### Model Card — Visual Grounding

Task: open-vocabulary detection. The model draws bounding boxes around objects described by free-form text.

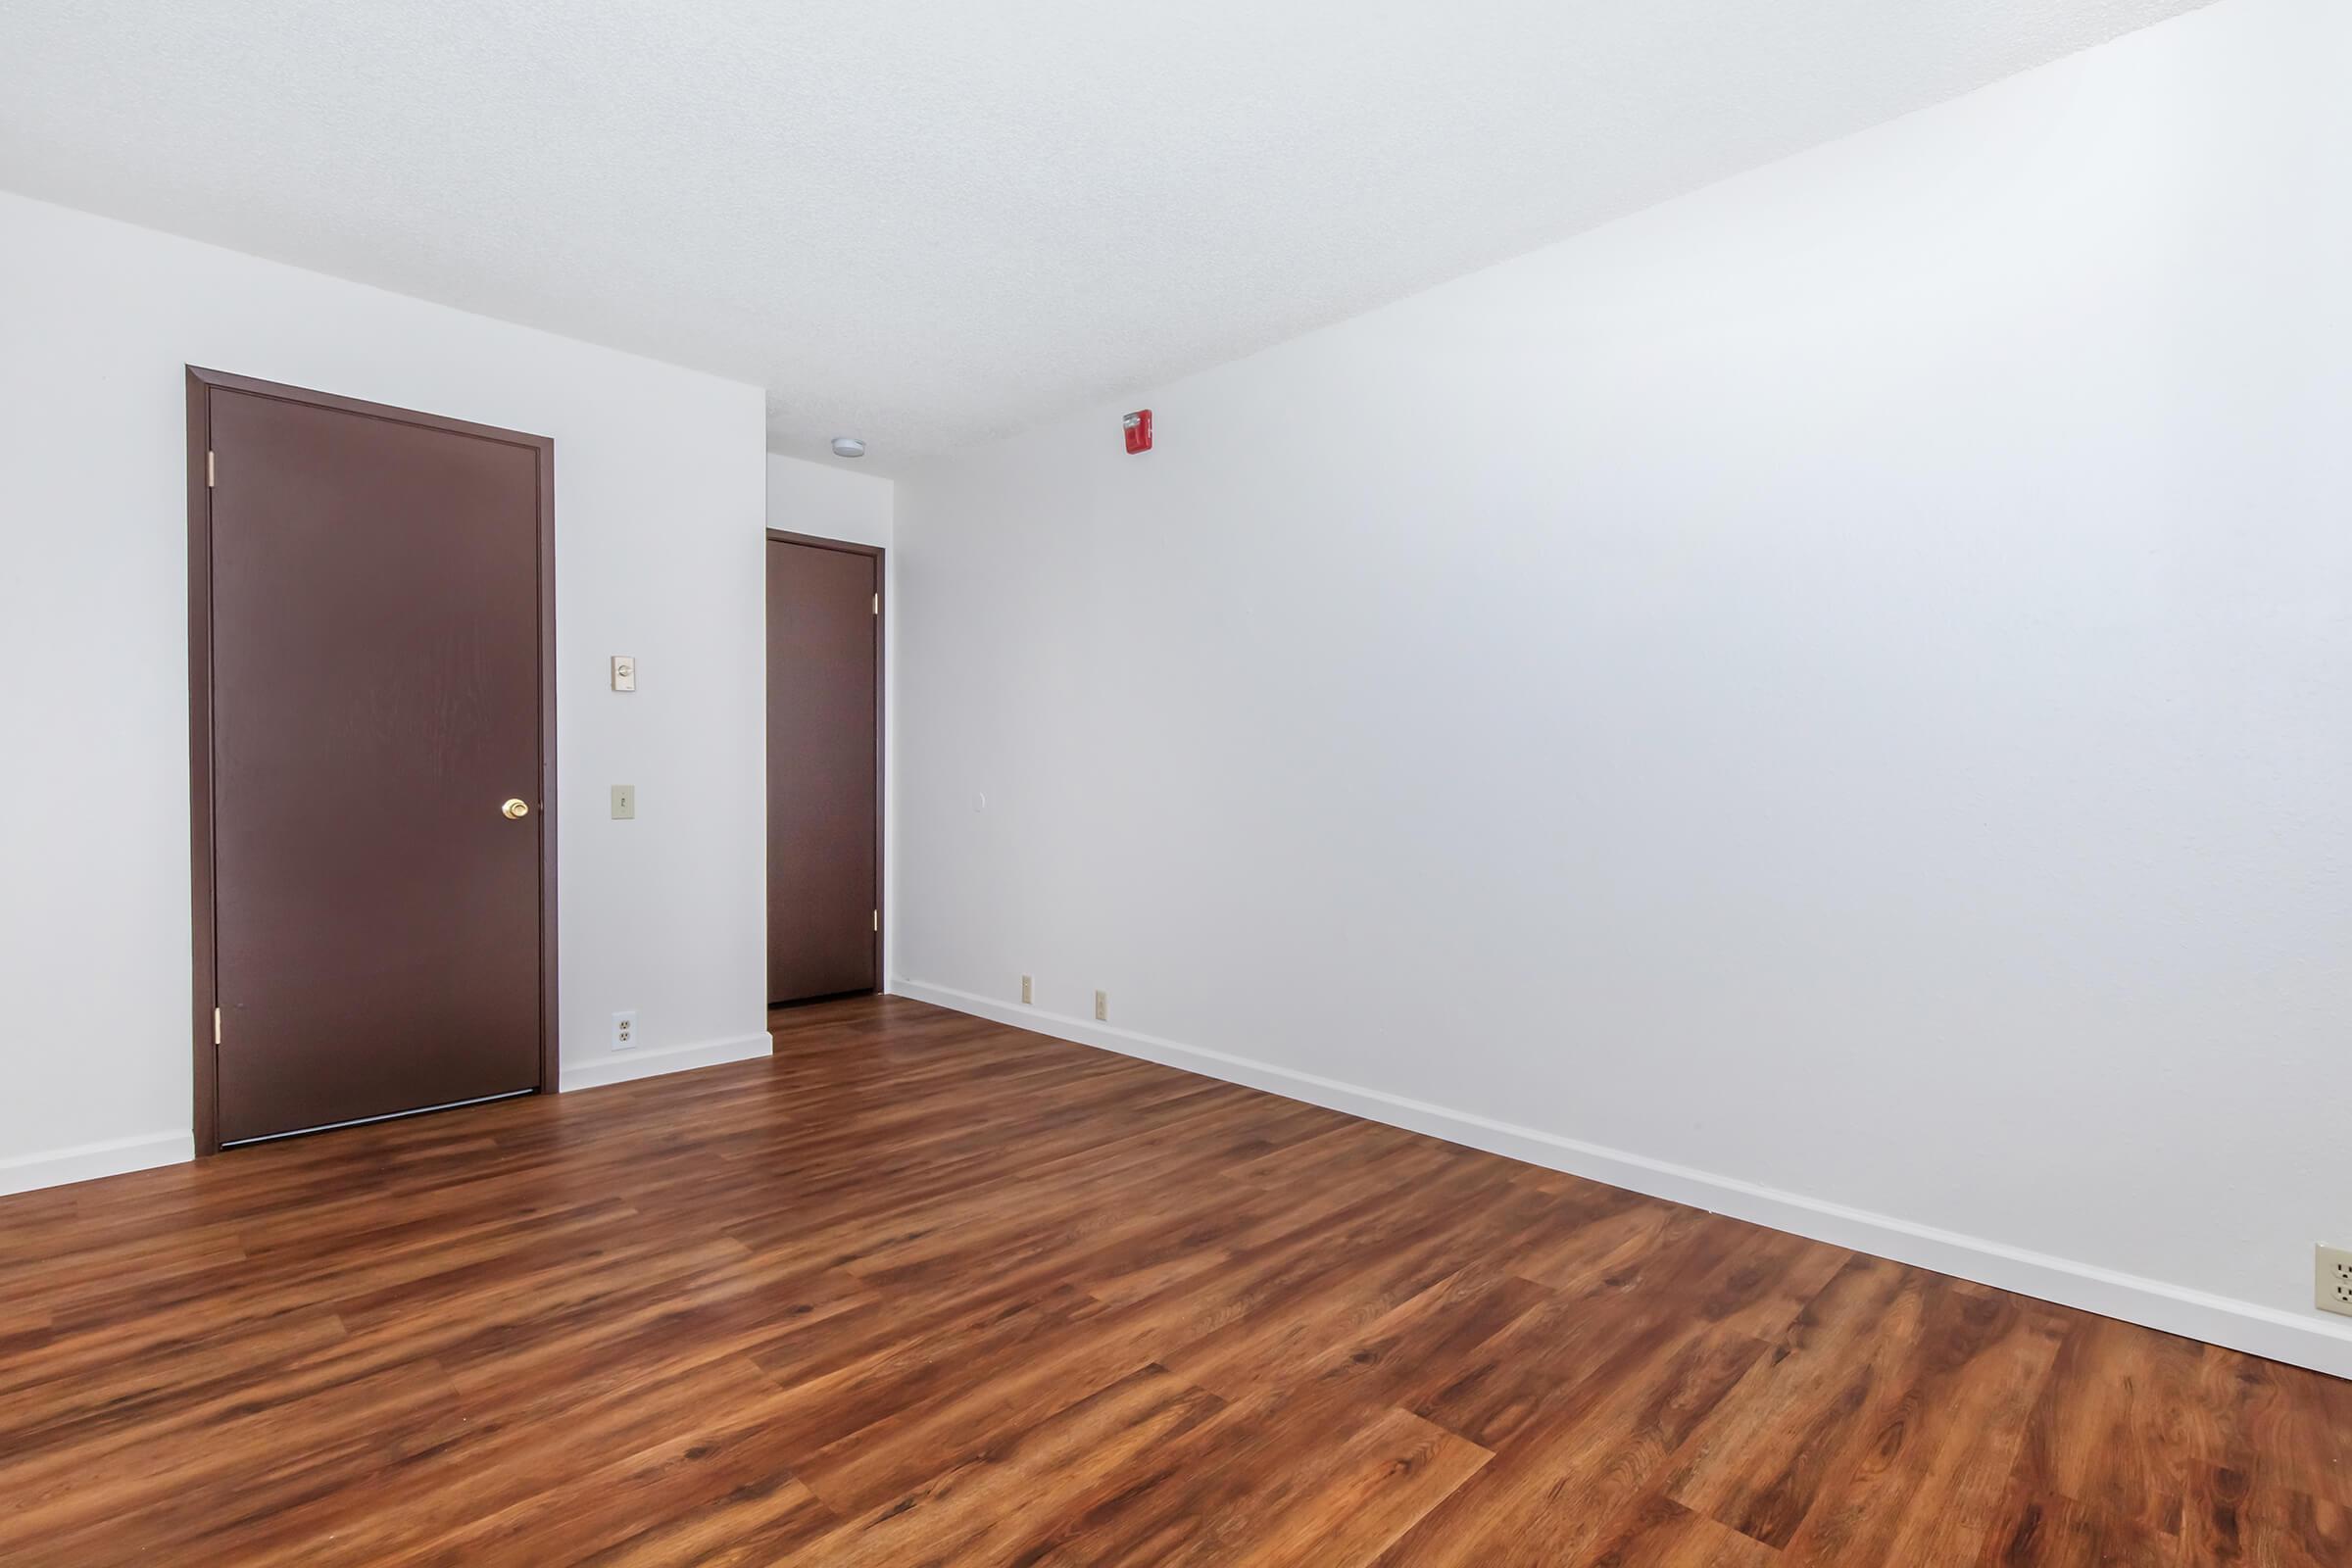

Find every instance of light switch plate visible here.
[611,784,636,819]
[611,655,636,692]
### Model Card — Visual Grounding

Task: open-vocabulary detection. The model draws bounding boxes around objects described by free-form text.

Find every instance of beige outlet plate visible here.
[1094,990,1107,1021]
[1020,975,1033,1004]
[2320,1245,2352,1318]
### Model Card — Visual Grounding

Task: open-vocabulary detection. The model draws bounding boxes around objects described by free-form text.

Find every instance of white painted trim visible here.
[895,979,2352,1381]
[560,1032,772,1093]
[0,1131,194,1197]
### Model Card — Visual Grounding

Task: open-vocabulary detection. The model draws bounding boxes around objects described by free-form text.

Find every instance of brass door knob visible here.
[501,798,530,820]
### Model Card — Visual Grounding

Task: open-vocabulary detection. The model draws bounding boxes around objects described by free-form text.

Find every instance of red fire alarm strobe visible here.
[1123,409,1152,455]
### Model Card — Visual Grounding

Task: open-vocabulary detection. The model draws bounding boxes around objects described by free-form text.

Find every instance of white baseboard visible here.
[561,1031,772,1093]
[894,978,2352,1382]
[0,1131,194,1197]
[0,1037,775,1195]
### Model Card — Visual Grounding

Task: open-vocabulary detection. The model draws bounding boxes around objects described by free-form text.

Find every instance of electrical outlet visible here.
[2320,1245,2352,1317]
[1094,990,1107,1021]
[1020,975,1033,1004]
[612,1009,637,1051]
[611,784,636,819]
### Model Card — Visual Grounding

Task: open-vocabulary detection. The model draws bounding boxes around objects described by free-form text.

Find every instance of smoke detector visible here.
[830,436,866,460]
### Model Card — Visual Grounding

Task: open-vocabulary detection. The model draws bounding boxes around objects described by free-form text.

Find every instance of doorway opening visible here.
[765,530,884,1006]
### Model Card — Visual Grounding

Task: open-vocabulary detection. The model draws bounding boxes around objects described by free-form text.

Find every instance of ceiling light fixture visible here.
[830,436,866,459]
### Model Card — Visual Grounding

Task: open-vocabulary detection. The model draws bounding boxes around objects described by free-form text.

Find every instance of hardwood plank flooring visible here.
[1,995,2343,1564]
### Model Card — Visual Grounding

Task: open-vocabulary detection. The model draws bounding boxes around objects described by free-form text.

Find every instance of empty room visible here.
[1,0,2346,1562]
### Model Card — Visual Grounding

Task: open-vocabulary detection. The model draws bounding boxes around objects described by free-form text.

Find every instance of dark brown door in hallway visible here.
[766,532,882,1004]
[192,369,555,1148]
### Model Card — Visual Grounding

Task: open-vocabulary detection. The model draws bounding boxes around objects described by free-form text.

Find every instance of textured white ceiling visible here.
[1,1,2208,467]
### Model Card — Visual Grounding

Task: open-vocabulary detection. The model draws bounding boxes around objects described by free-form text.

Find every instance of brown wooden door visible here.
[767,535,881,1004]
[198,373,553,1146]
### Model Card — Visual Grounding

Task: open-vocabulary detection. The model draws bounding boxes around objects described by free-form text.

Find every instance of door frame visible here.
[765,528,886,997]
[185,367,560,1154]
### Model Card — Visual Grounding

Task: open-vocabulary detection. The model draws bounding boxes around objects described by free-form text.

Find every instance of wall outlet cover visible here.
[612,1009,637,1051]
[1094,990,1108,1021]
[1020,975,1033,1004]
[2320,1245,2352,1318]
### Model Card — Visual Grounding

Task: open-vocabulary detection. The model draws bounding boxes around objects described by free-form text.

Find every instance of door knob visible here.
[501,798,530,820]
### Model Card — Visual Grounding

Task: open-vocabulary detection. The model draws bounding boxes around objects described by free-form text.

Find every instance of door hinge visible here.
[872,909,879,932]
[872,593,879,615]
[206,450,216,487]
[213,1006,222,1045]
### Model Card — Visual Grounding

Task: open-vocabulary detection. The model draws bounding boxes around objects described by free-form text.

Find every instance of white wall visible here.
[0,190,771,1191]
[767,452,892,552]
[892,0,2352,1376]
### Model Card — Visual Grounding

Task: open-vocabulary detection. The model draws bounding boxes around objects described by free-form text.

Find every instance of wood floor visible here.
[2,998,2345,1565]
